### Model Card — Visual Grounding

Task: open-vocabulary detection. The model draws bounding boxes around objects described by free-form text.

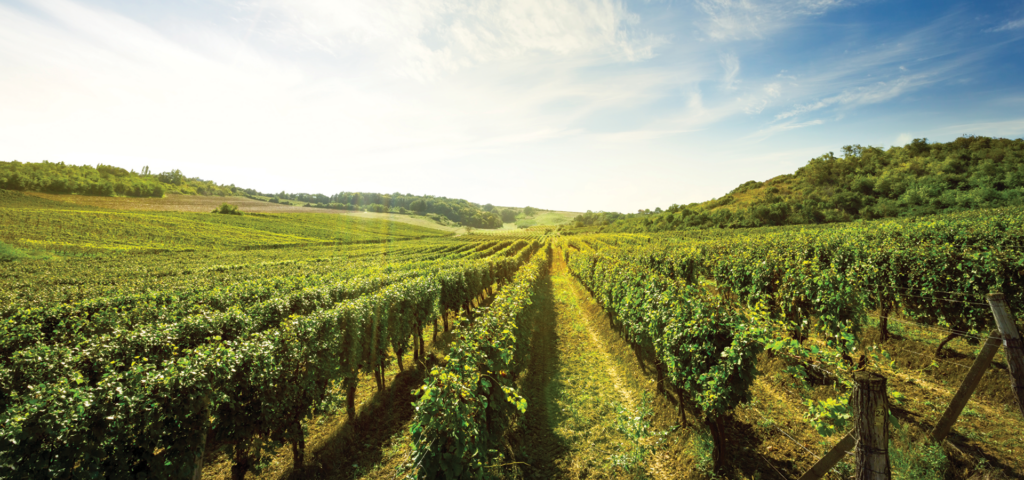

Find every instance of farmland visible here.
[2,190,1024,480]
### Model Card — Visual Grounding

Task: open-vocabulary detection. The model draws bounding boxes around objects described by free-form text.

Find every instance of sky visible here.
[1,0,1023,213]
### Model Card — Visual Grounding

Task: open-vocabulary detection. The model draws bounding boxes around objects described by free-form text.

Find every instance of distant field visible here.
[506,208,578,228]
[22,191,461,233]
[1,191,450,256]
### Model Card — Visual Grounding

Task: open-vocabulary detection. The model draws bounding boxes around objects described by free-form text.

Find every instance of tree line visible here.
[0,162,254,198]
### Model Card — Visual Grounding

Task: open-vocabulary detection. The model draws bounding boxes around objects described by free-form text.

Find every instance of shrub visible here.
[212,203,242,215]
[0,241,28,262]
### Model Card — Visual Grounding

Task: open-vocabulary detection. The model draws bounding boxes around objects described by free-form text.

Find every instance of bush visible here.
[212,203,242,215]
[0,241,28,262]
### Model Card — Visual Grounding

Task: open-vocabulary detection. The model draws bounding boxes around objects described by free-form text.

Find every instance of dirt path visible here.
[511,250,669,479]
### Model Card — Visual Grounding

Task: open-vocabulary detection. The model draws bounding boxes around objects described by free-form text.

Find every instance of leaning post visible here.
[931,330,1001,442]
[987,293,1024,418]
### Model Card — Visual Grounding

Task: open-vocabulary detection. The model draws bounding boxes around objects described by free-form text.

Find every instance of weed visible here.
[691,428,716,475]
[830,459,854,478]
[962,407,982,418]
[610,392,665,475]
[890,426,948,480]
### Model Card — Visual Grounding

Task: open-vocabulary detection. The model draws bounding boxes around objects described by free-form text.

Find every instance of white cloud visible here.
[895,133,912,145]
[988,18,1024,32]
[721,52,740,89]
[250,0,665,81]
[775,73,933,120]
[693,0,850,41]
[748,118,824,140]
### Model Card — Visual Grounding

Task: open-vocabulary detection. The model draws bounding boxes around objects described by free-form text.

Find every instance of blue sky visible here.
[1,0,1022,212]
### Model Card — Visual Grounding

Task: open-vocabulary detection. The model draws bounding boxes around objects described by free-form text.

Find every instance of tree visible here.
[500,209,517,223]
[482,203,494,212]
[156,169,185,186]
[410,199,427,213]
[523,206,537,216]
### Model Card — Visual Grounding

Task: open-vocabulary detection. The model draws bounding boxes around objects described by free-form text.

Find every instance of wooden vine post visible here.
[852,371,890,480]
[930,330,1002,442]
[987,293,1024,418]
[191,393,212,480]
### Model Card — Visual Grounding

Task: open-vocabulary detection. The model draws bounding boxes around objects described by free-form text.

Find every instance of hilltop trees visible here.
[599,135,1024,232]
[0,161,166,197]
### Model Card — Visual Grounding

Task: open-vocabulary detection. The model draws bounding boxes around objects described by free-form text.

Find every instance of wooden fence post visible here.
[987,293,1024,418]
[191,393,212,480]
[797,434,854,480]
[931,330,1001,442]
[852,371,890,480]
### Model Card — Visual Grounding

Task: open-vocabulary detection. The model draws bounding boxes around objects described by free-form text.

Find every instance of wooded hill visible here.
[574,135,1024,232]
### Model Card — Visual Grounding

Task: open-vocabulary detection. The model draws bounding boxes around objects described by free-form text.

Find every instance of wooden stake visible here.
[190,393,211,480]
[797,433,854,480]
[931,330,1001,442]
[852,371,890,480]
[988,293,1024,418]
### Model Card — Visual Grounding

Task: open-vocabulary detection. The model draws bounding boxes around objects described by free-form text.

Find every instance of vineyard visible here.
[2,191,1024,479]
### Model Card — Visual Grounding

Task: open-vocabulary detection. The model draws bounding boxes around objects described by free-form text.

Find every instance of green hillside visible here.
[575,135,1024,232]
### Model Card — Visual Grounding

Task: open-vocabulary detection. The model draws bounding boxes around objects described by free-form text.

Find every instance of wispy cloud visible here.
[774,73,933,120]
[693,0,850,41]
[721,53,740,89]
[987,18,1024,32]
[747,118,824,141]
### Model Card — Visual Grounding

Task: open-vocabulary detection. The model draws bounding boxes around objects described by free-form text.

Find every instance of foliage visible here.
[0,236,538,478]
[499,208,517,223]
[0,162,257,198]
[0,194,546,478]
[410,242,549,478]
[804,397,851,436]
[212,203,242,215]
[562,241,764,466]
